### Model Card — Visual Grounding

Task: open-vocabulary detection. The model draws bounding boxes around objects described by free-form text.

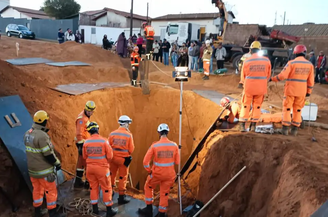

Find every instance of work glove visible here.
[238,83,243,89]
[123,156,133,167]
[45,173,56,183]
[306,93,311,97]
[268,78,272,82]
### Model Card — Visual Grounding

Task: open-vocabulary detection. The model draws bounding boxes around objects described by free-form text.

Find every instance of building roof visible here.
[0,6,51,19]
[152,12,220,21]
[272,24,328,36]
[80,9,105,16]
[92,7,147,21]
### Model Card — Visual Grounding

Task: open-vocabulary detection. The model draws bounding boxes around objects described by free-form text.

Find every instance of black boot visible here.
[203,75,209,80]
[249,122,256,132]
[239,122,246,132]
[156,212,166,217]
[74,170,84,188]
[34,206,41,217]
[118,195,130,204]
[106,206,118,217]
[290,125,298,136]
[92,204,99,215]
[84,180,90,189]
[282,125,289,136]
[138,204,153,216]
[48,208,66,217]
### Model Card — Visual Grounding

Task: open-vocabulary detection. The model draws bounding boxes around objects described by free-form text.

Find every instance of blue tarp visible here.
[6,58,53,65]
[46,61,91,67]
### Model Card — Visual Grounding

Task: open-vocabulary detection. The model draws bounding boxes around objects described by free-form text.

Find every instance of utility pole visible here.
[130,0,134,37]
[283,11,286,25]
[146,2,149,23]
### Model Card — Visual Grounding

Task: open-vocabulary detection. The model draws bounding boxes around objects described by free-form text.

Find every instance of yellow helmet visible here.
[250,41,261,50]
[85,101,96,111]
[87,122,99,131]
[33,110,49,124]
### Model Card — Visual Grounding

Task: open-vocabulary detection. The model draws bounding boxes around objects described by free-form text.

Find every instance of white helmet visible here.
[157,123,169,133]
[118,115,132,124]
[205,40,210,46]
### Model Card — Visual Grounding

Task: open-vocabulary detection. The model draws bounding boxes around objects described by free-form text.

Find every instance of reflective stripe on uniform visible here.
[145,197,153,201]
[291,61,312,64]
[88,155,106,159]
[77,168,85,171]
[84,139,106,144]
[245,58,269,63]
[34,198,43,204]
[26,145,50,153]
[91,200,98,204]
[307,86,313,89]
[283,121,291,125]
[110,132,131,138]
[245,76,267,80]
[154,162,174,167]
[105,201,113,206]
[29,167,54,176]
[153,143,176,148]
[144,165,150,168]
[47,201,56,206]
[292,121,301,125]
[113,148,129,152]
[159,206,167,210]
[286,79,307,82]
[106,172,110,177]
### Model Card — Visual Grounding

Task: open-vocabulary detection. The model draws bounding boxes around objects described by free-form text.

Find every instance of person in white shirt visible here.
[66,30,75,41]
[152,40,160,61]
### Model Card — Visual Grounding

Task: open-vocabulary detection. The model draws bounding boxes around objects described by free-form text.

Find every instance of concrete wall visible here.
[107,11,127,27]
[79,25,140,45]
[0,0,10,11]
[0,17,76,40]
[298,36,328,55]
[152,19,219,38]
[95,15,107,26]
[224,24,260,45]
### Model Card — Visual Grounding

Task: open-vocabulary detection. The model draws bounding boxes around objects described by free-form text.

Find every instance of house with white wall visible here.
[93,7,147,28]
[0,6,51,19]
[151,12,235,40]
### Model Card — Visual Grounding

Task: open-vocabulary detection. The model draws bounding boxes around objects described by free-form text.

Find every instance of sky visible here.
[10,0,328,26]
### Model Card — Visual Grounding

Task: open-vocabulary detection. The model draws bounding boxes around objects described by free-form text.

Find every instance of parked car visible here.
[5,24,35,39]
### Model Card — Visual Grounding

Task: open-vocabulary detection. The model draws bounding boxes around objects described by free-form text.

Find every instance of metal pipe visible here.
[193,166,247,217]
[178,80,183,215]
[61,169,83,180]
[130,0,134,37]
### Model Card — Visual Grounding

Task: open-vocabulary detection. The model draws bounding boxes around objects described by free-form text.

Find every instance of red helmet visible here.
[142,22,148,28]
[293,45,307,55]
[220,97,230,107]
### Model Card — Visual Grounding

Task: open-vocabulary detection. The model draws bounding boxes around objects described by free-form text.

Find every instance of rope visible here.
[150,61,171,77]
[67,197,98,216]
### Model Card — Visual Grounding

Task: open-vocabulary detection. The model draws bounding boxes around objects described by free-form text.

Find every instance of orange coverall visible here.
[144,26,155,40]
[131,51,141,81]
[272,56,314,127]
[143,137,180,213]
[240,53,271,122]
[83,134,114,206]
[75,111,91,174]
[108,127,135,195]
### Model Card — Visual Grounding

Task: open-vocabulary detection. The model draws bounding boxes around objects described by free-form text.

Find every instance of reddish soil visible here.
[0,36,328,217]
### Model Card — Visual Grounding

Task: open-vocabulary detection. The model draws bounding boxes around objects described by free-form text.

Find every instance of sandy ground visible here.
[0,36,328,217]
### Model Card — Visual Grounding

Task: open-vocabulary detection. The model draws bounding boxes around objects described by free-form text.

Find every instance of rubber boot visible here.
[138,204,153,216]
[74,170,84,188]
[92,204,99,215]
[106,206,118,217]
[48,208,66,217]
[290,125,298,136]
[118,195,130,205]
[282,125,289,136]
[239,122,246,132]
[203,75,209,80]
[34,206,41,217]
[249,122,256,132]
[156,212,166,217]
[84,180,90,189]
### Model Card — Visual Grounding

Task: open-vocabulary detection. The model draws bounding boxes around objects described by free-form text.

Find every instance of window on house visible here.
[91,28,96,34]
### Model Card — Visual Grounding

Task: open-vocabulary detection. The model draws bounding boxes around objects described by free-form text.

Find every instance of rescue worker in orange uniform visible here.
[83,122,118,217]
[131,46,143,87]
[239,41,271,132]
[74,101,96,188]
[218,97,241,124]
[24,111,66,217]
[142,22,155,54]
[138,124,180,217]
[202,40,213,80]
[271,44,314,136]
[109,115,135,204]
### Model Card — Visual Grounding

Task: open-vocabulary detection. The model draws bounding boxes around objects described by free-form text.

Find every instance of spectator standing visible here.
[136,33,143,56]
[57,28,65,44]
[159,40,163,63]
[132,34,137,44]
[127,38,134,56]
[178,43,188,67]
[162,39,171,66]
[102,35,111,50]
[210,43,216,73]
[193,41,200,71]
[309,52,316,67]
[66,30,75,41]
[215,42,227,69]
[188,43,194,70]
[315,51,326,83]
[153,40,160,61]
[64,28,70,41]
[117,32,128,58]
[199,42,205,70]
[75,30,82,43]
[171,43,178,67]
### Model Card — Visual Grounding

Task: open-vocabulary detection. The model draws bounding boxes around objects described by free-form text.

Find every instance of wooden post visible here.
[16,42,19,57]
[140,55,150,95]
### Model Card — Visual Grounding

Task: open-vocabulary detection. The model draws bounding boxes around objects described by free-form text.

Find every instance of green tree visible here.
[43,0,81,19]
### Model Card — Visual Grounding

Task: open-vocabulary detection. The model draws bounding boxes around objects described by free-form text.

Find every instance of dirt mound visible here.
[195,132,328,217]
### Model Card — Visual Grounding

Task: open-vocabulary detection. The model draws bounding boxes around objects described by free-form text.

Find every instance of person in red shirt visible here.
[136,33,143,56]
[315,51,326,83]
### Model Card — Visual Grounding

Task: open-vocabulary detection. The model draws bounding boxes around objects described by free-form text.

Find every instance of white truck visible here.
[165,22,200,46]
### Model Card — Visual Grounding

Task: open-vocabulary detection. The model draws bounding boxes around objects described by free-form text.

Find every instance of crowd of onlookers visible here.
[309,51,327,84]
[57,28,83,44]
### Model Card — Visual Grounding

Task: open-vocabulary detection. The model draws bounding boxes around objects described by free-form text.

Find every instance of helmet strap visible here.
[120,123,129,129]
[84,110,91,118]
